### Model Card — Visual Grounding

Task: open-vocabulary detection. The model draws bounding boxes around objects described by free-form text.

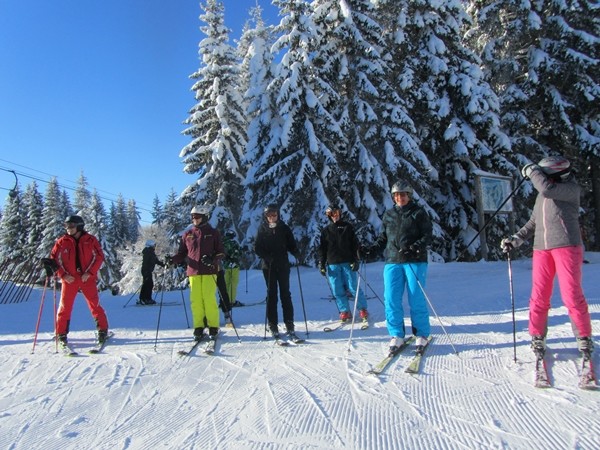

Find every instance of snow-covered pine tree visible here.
[108,194,130,247]
[151,195,164,225]
[180,0,248,232]
[21,181,45,282]
[162,189,187,237]
[126,199,140,244]
[238,5,278,250]
[384,0,511,260]
[311,0,437,245]
[244,0,346,262]
[39,178,70,259]
[72,171,92,218]
[467,0,600,250]
[0,184,24,264]
[85,190,116,290]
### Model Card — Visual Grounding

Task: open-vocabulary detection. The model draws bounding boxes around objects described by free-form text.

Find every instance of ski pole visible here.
[323,271,340,313]
[407,263,459,355]
[346,266,362,353]
[123,286,141,308]
[153,269,169,350]
[53,276,58,353]
[295,261,309,338]
[356,269,385,307]
[180,286,190,328]
[507,252,517,362]
[31,275,49,354]
[263,260,272,340]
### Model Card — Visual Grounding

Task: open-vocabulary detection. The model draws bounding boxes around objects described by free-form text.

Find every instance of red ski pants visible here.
[529,246,591,338]
[56,275,109,335]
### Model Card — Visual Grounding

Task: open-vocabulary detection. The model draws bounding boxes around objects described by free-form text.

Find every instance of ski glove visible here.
[400,244,420,256]
[318,262,326,277]
[40,258,57,277]
[201,254,214,268]
[359,245,371,259]
[501,235,524,253]
[521,163,540,180]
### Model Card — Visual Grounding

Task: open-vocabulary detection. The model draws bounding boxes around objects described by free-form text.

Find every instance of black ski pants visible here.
[263,264,294,332]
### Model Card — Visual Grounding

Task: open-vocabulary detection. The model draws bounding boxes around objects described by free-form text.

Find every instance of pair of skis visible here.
[177,335,218,357]
[323,318,369,333]
[367,336,433,376]
[58,331,114,356]
[535,351,597,390]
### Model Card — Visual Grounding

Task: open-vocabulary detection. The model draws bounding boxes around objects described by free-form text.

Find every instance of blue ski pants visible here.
[383,262,430,338]
[326,262,368,313]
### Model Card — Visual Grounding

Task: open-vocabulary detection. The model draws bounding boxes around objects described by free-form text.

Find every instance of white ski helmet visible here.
[190,205,211,216]
[391,181,413,195]
[538,156,571,180]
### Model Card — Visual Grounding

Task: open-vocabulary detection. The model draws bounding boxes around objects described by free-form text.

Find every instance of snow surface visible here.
[1,255,599,450]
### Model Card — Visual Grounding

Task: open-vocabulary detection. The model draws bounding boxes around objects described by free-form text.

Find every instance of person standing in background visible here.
[223,230,243,307]
[139,240,164,305]
[254,205,302,343]
[318,204,369,324]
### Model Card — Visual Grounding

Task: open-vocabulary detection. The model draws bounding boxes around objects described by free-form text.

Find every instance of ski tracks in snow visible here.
[2,305,600,450]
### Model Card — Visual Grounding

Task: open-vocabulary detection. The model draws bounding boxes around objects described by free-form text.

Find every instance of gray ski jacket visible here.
[514,169,582,250]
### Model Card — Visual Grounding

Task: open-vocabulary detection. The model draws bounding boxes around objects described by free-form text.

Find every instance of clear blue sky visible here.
[0,0,278,224]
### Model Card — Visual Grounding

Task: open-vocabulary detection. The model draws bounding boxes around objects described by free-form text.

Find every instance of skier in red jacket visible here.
[50,215,109,345]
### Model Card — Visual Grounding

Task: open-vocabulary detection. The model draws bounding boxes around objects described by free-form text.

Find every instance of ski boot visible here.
[531,335,546,359]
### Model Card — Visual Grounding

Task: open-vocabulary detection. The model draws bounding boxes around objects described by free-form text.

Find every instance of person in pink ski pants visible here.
[501,156,593,358]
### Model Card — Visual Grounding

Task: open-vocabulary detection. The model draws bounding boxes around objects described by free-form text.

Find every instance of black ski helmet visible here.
[538,156,571,180]
[325,204,342,220]
[225,230,236,239]
[264,204,279,217]
[64,215,85,231]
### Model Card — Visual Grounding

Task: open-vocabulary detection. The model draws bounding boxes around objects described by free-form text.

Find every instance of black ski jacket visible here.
[254,220,298,270]
[318,219,360,266]
[373,201,432,263]
[141,247,163,276]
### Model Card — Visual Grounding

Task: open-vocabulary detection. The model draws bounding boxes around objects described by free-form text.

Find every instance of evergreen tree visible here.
[180,0,248,231]
[126,199,140,244]
[311,0,436,245]
[382,0,511,260]
[245,0,346,261]
[239,5,278,246]
[86,190,116,289]
[151,195,164,225]
[22,181,45,267]
[40,178,69,258]
[468,0,600,249]
[163,189,187,237]
[0,184,24,263]
[73,171,92,217]
[108,194,130,247]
